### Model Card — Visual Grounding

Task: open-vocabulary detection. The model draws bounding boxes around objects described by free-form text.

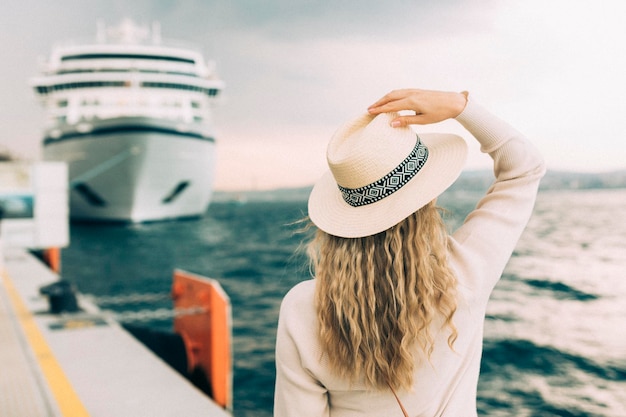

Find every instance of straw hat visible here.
[308,112,467,238]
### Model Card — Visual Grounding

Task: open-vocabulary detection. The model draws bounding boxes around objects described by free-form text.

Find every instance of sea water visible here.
[60,188,626,417]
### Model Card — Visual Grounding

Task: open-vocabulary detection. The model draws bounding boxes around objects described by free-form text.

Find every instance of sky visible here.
[1,0,625,190]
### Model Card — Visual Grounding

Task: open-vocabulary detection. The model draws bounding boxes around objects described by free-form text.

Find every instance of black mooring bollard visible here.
[39,280,80,314]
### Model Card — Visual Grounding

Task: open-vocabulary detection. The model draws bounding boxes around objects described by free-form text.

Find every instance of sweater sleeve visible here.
[274,283,330,417]
[452,98,546,297]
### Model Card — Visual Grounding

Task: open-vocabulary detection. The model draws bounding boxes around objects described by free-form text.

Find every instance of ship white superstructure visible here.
[31,19,224,222]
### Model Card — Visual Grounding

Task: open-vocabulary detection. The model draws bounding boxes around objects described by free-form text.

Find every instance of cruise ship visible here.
[31,19,225,222]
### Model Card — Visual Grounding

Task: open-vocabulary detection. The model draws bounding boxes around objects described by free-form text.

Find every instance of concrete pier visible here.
[0,248,231,417]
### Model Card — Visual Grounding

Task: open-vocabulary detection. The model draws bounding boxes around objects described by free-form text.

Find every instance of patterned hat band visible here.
[338,136,429,207]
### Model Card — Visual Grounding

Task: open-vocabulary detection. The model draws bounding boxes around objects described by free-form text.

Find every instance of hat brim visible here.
[308,133,467,238]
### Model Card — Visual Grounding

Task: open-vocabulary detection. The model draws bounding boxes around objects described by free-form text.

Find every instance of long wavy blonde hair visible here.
[308,200,458,391]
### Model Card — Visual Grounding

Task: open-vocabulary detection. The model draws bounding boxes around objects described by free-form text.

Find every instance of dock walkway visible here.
[0,248,231,417]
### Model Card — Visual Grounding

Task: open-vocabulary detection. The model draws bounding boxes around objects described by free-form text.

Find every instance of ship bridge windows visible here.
[141,81,219,97]
[57,68,198,77]
[35,81,127,95]
[60,53,196,65]
[35,80,220,98]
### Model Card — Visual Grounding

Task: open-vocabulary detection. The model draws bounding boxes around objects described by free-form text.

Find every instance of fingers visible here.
[368,99,412,115]
[367,89,467,127]
[367,89,407,109]
[367,89,416,113]
[389,114,432,127]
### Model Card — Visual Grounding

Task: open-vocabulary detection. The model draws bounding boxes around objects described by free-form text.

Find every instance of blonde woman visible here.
[274,89,545,416]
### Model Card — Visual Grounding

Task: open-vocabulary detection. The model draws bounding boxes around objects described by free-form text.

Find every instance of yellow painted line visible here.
[1,270,90,417]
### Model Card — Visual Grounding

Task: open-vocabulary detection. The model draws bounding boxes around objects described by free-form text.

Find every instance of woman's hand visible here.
[367,89,468,127]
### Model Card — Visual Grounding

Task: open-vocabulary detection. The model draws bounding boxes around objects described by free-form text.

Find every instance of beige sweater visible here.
[274,99,546,417]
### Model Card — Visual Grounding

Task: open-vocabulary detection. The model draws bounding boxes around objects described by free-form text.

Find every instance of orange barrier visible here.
[41,247,62,273]
[171,269,232,411]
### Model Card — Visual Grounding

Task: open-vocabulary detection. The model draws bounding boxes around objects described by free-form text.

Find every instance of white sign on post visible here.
[0,162,69,249]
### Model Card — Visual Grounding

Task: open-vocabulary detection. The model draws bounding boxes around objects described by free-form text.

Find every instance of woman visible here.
[274,89,545,416]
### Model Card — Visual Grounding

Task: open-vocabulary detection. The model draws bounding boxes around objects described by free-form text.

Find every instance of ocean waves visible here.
[522,279,599,301]
[479,338,626,416]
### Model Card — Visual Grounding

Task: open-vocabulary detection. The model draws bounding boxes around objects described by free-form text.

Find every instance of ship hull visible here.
[44,118,216,222]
